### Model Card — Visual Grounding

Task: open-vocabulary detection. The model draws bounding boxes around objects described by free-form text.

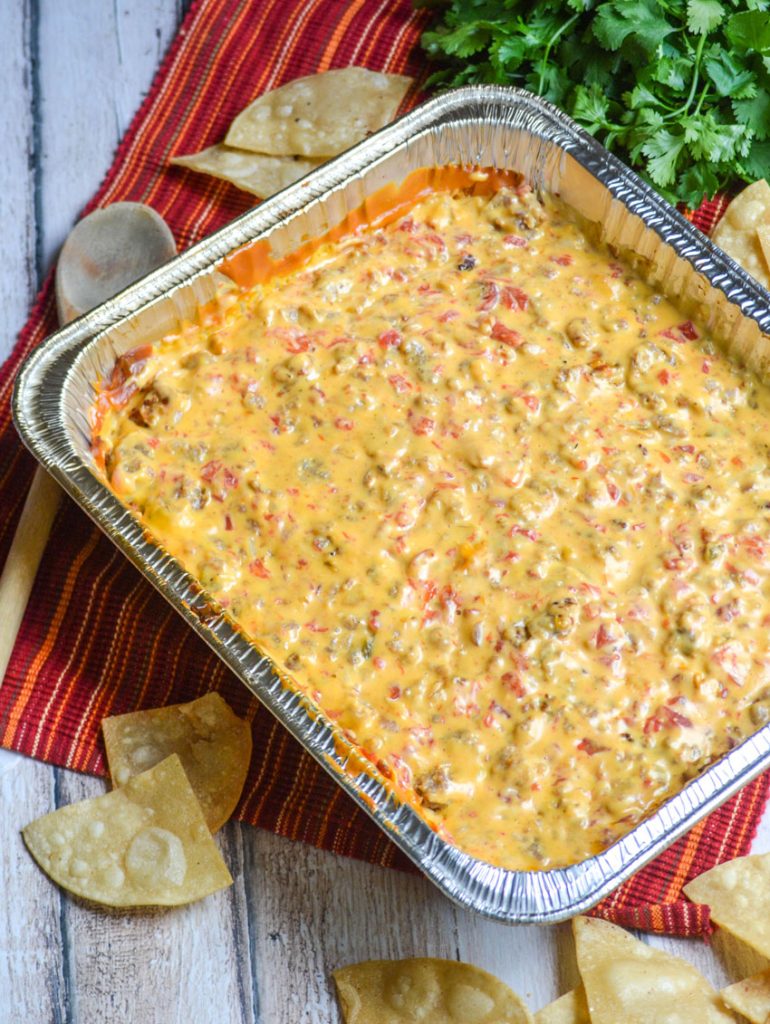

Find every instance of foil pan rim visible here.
[12,86,770,923]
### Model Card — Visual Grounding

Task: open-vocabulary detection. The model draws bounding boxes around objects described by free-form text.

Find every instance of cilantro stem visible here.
[694,82,712,118]
[537,12,580,96]
[674,31,706,117]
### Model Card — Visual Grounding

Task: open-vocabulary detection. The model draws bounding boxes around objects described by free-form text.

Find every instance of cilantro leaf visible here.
[733,91,770,139]
[422,22,493,59]
[641,130,686,186]
[703,47,757,97]
[572,84,611,130]
[738,139,770,179]
[686,0,725,35]
[653,54,692,91]
[489,33,528,75]
[682,113,749,161]
[679,162,721,205]
[726,10,770,52]
[593,1,675,53]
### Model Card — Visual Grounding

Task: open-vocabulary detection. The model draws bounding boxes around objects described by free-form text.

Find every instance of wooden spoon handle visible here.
[0,468,61,685]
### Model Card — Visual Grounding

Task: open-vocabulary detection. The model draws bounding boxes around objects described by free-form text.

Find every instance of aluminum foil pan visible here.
[14,87,770,923]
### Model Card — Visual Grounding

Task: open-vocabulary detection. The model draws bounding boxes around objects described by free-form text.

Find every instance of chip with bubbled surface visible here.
[22,754,232,907]
[333,958,532,1024]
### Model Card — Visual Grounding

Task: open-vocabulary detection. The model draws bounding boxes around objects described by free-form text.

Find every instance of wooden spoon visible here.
[0,202,176,687]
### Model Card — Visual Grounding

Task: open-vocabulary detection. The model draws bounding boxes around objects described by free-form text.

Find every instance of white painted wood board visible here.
[2,3,770,1022]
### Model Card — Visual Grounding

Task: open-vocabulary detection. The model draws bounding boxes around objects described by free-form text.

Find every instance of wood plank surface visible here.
[37,0,189,272]
[2,3,770,1022]
[0,1,38,360]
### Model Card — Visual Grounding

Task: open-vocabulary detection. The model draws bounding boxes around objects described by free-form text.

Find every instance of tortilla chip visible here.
[712,179,770,290]
[757,223,770,276]
[333,958,532,1024]
[225,68,412,157]
[534,988,590,1024]
[684,854,770,958]
[573,916,736,1023]
[22,754,232,907]
[720,969,770,1024]
[102,691,252,832]
[172,145,321,198]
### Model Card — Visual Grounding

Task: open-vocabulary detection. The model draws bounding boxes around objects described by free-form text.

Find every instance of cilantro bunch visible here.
[419,0,770,207]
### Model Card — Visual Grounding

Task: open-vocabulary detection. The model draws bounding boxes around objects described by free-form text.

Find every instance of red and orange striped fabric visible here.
[0,0,766,937]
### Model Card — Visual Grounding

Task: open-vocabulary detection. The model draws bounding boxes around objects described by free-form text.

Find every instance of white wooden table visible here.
[1,4,768,1021]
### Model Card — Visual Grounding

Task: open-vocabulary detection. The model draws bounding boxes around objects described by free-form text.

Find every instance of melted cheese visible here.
[93,173,770,870]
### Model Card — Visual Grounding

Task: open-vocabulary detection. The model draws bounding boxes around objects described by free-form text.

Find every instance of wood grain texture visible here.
[37,0,189,275]
[53,769,256,1024]
[0,1,38,363]
[2,3,770,1023]
[0,758,67,1023]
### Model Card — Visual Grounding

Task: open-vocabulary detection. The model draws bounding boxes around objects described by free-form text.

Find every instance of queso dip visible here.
[92,170,770,869]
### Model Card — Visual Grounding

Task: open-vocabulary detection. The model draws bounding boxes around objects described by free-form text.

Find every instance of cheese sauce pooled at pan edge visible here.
[92,168,770,871]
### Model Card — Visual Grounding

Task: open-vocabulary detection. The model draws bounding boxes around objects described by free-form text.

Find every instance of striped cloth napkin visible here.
[0,0,765,937]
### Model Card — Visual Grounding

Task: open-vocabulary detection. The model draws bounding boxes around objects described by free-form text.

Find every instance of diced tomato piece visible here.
[108,345,153,390]
[284,334,312,353]
[388,374,412,393]
[594,623,615,647]
[660,320,698,344]
[501,286,529,311]
[667,707,693,728]
[439,584,462,610]
[577,737,608,755]
[412,416,435,436]
[248,558,271,578]
[200,459,222,482]
[378,329,401,349]
[501,672,525,697]
[334,417,354,430]
[644,705,693,733]
[742,534,768,560]
[106,380,137,409]
[509,524,539,541]
[478,281,500,312]
[491,321,522,347]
